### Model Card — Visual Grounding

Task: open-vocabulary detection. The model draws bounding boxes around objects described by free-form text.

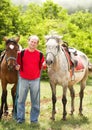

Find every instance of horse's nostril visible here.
[46,60,53,66]
[8,65,15,71]
[51,61,53,64]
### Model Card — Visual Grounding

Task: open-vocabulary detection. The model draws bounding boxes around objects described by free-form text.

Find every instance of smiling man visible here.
[16,35,46,124]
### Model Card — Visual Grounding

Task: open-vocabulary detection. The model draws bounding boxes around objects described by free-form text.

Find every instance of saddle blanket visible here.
[64,49,84,71]
[74,56,84,71]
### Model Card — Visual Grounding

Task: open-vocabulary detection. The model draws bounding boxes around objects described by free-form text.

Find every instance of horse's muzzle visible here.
[7,65,16,71]
[46,60,53,66]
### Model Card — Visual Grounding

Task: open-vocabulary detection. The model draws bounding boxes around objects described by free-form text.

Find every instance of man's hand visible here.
[15,64,20,71]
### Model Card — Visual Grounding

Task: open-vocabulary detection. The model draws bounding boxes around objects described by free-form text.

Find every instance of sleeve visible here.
[40,55,47,70]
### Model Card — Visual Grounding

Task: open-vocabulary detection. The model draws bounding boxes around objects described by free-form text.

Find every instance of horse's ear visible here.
[57,36,63,44]
[3,37,8,42]
[15,36,20,43]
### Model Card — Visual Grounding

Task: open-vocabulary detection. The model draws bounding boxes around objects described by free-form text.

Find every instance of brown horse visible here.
[0,36,20,119]
[45,33,92,120]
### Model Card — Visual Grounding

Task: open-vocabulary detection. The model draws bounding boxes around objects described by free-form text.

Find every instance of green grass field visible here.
[0,80,92,130]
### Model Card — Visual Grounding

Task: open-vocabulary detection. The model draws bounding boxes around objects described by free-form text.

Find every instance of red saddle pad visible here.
[75,56,84,71]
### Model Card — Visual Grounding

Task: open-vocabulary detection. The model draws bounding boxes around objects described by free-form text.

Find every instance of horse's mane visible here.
[45,34,63,44]
[45,32,69,48]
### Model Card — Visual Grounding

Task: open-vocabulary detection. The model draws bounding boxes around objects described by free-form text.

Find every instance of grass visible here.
[0,80,92,130]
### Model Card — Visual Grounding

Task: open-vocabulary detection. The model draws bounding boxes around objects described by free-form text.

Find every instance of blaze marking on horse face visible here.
[9,44,14,49]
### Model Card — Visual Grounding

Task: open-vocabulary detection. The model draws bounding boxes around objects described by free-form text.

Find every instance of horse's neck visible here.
[54,49,68,71]
[1,55,7,67]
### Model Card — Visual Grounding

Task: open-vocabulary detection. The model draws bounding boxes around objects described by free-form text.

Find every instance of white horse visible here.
[45,34,91,120]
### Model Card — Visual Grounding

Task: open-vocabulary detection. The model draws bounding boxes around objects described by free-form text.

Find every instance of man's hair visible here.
[28,35,39,43]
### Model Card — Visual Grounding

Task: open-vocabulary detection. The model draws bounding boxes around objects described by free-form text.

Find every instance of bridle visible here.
[46,45,60,67]
[46,52,56,59]
[4,39,18,70]
[5,52,17,71]
[6,56,16,63]
[46,45,60,59]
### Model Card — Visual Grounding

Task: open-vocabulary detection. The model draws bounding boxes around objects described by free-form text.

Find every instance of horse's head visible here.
[3,36,20,71]
[45,34,63,66]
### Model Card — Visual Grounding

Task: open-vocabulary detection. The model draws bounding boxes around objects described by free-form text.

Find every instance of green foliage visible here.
[42,0,62,19]
[0,0,21,51]
[68,11,92,57]
[70,11,92,30]
[0,0,11,41]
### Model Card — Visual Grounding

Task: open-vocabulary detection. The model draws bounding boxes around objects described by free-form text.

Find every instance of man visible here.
[16,35,46,124]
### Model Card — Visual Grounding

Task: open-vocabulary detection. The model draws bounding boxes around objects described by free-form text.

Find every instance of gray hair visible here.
[28,35,39,43]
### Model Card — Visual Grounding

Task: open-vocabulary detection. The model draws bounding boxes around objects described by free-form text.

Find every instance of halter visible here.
[46,52,56,58]
[5,38,19,64]
[4,39,18,71]
[4,54,17,71]
[46,45,60,58]
[6,56,16,63]
[46,45,60,67]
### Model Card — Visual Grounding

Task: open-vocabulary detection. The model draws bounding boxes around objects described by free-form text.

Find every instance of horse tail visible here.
[88,62,92,75]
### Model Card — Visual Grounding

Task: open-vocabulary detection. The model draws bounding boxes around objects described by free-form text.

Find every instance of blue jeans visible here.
[17,76,40,123]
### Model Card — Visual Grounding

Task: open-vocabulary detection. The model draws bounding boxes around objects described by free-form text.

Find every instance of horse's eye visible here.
[56,45,59,51]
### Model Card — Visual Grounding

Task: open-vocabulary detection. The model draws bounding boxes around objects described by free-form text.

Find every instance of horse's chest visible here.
[48,69,68,84]
[1,70,18,83]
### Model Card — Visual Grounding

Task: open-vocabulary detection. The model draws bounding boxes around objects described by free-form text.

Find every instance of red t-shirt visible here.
[17,49,45,80]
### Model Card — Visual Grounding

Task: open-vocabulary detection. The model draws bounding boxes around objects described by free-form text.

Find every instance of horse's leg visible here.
[11,84,16,114]
[4,89,8,116]
[69,86,75,115]
[0,91,8,118]
[50,83,56,120]
[0,80,8,119]
[62,86,67,120]
[79,81,86,115]
[1,82,8,115]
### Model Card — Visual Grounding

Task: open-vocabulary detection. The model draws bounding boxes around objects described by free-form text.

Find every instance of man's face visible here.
[28,38,38,49]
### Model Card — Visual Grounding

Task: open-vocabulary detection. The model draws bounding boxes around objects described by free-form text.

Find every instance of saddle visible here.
[62,43,78,68]
[62,43,84,80]
[0,50,6,63]
[68,47,78,68]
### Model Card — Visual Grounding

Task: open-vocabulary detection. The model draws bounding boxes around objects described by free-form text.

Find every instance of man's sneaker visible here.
[17,120,23,124]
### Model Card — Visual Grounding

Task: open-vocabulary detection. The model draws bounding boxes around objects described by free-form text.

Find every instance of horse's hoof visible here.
[4,112,8,116]
[79,113,83,116]
[50,117,55,121]
[62,117,66,121]
[69,112,73,115]
[0,118,1,121]
[0,112,3,119]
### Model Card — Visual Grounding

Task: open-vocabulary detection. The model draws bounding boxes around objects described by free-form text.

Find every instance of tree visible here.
[42,0,62,19]
[0,0,21,49]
